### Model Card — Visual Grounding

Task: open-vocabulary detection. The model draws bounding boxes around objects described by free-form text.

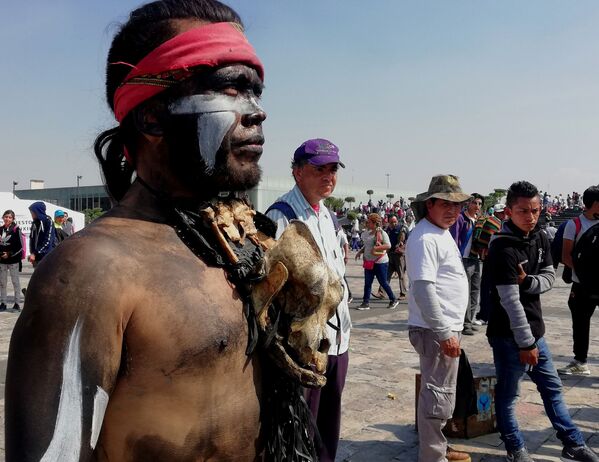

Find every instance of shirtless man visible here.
[6,1,269,460]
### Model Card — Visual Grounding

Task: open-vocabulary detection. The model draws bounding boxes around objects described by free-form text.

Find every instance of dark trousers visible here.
[305,351,349,462]
[477,262,492,322]
[387,252,408,296]
[463,257,481,329]
[568,282,599,363]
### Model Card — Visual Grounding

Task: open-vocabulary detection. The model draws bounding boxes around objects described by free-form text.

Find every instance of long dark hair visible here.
[2,210,17,231]
[94,0,243,202]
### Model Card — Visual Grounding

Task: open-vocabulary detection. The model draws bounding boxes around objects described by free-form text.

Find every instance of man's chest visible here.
[122,258,250,375]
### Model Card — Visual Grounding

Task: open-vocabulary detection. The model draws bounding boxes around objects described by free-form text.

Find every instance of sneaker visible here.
[372,291,385,300]
[388,300,399,310]
[357,303,370,311]
[348,297,353,304]
[399,293,407,300]
[0,303,6,312]
[558,360,591,376]
[447,446,471,461]
[462,328,475,336]
[473,319,484,326]
[561,445,599,462]
[506,447,535,462]
[12,303,20,311]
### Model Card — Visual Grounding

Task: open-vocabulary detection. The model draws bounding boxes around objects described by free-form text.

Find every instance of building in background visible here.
[15,185,111,212]
[15,178,415,215]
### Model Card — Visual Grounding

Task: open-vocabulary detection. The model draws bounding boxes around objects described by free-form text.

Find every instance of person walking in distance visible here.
[355,213,399,311]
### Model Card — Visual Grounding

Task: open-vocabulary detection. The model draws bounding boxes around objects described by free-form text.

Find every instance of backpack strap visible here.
[574,216,582,238]
[265,201,297,221]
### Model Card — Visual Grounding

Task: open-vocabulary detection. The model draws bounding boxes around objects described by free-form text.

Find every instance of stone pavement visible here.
[338,252,599,461]
[0,259,597,461]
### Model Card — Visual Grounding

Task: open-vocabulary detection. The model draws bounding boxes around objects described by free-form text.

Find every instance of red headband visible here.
[112,22,264,123]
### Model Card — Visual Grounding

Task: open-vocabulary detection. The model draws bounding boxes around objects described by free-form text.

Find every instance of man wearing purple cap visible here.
[266,138,350,462]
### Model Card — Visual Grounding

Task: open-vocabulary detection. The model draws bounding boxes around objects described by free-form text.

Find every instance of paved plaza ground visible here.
[0,254,597,461]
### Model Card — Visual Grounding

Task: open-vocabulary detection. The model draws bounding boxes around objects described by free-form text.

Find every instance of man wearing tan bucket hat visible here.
[406,175,472,462]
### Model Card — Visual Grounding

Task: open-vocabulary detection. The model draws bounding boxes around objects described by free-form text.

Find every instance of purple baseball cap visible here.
[293,138,345,168]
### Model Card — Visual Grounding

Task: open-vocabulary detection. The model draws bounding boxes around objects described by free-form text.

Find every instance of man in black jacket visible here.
[486,181,598,462]
[27,201,56,267]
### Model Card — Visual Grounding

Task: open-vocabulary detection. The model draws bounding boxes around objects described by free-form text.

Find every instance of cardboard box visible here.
[415,373,497,439]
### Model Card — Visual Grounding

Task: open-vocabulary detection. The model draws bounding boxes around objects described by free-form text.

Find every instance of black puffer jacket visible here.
[0,224,24,265]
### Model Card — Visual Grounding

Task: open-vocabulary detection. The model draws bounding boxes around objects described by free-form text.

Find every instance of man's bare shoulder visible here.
[25,215,186,317]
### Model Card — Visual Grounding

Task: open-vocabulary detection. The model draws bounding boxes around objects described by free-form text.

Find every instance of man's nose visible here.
[242,108,266,126]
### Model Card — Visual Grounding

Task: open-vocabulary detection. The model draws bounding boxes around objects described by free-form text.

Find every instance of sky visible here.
[2,0,599,198]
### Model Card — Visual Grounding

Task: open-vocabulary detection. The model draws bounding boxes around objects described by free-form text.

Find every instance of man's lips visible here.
[233,137,264,156]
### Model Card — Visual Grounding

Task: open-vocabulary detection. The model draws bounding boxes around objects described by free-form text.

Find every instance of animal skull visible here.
[251,221,343,388]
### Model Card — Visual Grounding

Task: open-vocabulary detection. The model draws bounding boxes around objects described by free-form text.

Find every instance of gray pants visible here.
[409,327,460,462]
[0,263,22,305]
[463,257,481,329]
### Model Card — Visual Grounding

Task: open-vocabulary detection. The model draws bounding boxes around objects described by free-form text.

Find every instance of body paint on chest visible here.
[168,93,263,169]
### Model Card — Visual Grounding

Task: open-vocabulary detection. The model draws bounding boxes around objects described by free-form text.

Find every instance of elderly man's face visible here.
[294,163,338,203]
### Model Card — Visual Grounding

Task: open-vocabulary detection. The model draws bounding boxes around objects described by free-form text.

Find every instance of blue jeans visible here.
[489,336,584,452]
[363,262,395,303]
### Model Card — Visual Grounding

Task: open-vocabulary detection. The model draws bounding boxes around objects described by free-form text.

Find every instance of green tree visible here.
[324,196,345,212]
[366,189,374,201]
[344,196,356,208]
[347,211,358,221]
[483,188,507,212]
[83,208,105,225]
[386,193,395,200]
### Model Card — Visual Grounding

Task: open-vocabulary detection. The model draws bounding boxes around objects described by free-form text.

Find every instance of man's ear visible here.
[133,107,164,138]
[505,206,513,218]
[425,199,433,212]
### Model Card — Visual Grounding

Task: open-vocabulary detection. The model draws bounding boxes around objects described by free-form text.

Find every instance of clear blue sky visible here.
[2,0,599,197]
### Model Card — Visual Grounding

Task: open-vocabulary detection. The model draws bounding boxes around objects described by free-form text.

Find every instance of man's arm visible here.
[496,285,536,349]
[412,280,461,357]
[448,214,463,246]
[412,280,453,341]
[266,209,290,240]
[561,219,577,269]
[35,217,55,256]
[562,238,574,269]
[5,243,129,462]
[521,266,555,295]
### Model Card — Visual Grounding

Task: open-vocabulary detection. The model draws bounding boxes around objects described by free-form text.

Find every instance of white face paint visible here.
[41,319,84,462]
[168,94,264,169]
[90,386,109,450]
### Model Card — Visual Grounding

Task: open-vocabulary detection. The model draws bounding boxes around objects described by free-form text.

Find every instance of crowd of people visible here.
[336,178,599,462]
[0,203,75,311]
[3,1,598,462]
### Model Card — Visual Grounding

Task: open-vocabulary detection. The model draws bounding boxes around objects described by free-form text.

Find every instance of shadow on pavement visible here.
[355,319,410,333]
